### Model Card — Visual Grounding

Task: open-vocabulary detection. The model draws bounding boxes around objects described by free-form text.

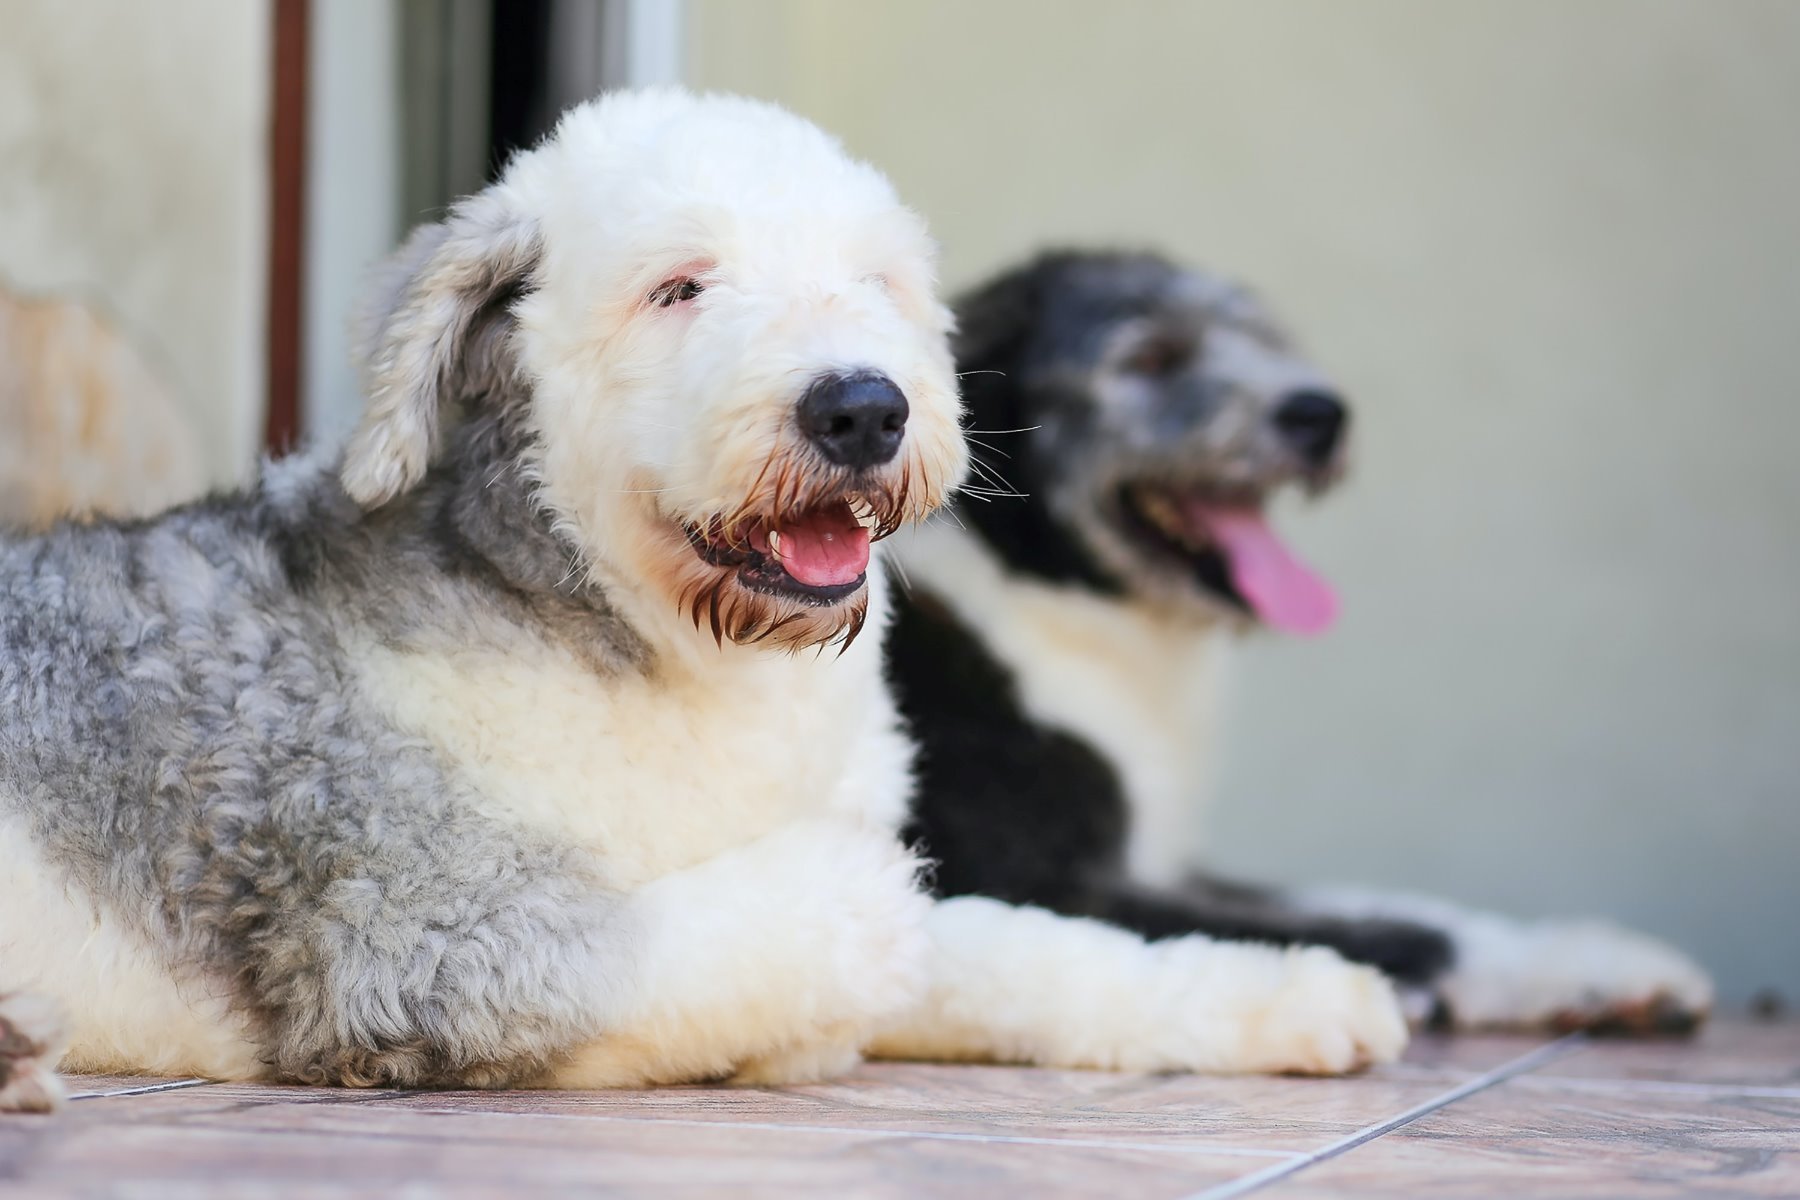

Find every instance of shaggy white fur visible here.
[871,897,1405,1075]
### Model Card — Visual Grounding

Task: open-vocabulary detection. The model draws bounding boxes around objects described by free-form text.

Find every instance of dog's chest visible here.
[977,594,1226,886]
[895,528,1227,886]
[350,629,909,890]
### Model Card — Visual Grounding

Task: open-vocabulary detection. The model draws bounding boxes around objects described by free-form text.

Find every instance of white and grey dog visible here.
[0,94,1405,1111]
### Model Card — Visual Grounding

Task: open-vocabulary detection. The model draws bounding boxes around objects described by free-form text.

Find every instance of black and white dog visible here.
[889,250,1713,1034]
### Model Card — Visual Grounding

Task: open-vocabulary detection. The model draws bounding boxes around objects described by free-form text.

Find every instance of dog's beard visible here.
[649,446,933,652]
[677,566,872,652]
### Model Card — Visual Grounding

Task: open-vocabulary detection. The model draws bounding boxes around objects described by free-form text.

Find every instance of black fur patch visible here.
[891,585,1129,910]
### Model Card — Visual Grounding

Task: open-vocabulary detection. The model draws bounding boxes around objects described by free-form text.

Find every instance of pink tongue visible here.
[1184,503,1338,635]
[773,506,871,588]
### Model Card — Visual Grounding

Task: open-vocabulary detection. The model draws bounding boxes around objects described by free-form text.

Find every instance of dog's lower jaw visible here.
[580,505,877,656]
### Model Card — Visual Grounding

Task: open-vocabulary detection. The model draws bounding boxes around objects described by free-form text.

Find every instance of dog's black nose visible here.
[1272,389,1348,466]
[798,372,909,470]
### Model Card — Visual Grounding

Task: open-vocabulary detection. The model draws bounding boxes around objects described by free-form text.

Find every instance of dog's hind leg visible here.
[868,896,1406,1076]
[0,992,66,1112]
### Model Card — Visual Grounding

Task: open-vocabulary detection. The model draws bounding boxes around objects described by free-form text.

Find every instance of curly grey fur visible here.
[0,203,649,1088]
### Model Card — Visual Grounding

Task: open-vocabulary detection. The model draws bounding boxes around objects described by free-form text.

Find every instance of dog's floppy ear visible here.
[341,192,542,509]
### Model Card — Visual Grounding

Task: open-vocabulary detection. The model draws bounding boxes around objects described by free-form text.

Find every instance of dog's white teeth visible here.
[1142,494,1182,531]
[1137,491,1210,551]
[766,529,784,557]
[849,498,877,529]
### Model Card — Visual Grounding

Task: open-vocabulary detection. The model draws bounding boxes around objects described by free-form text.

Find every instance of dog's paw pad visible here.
[0,992,67,1113]
[1549,991,1709,1039]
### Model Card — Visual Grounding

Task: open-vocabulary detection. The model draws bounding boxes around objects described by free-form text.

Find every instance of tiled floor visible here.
[3,1019,1795,1198]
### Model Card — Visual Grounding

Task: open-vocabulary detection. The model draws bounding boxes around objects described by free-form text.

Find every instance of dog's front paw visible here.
[1435,918,1713,1036]
[730,1028,864,1086]
[1226,945,1409,1075]
[0,992,67,1113]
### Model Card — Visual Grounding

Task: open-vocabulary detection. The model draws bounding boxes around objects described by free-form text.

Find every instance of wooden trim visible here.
[266,0,309,455]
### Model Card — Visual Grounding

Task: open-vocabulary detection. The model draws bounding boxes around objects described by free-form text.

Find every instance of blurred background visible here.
[1,0,1794,1004]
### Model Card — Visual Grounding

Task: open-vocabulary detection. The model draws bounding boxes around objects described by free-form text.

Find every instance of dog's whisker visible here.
[963,437,1014,461]
[885,550,915,595]
[964,456,1022,497]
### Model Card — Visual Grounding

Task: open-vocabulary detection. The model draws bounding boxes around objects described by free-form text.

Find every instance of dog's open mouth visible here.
[686,498,877,606]
[1119,484,1338,635]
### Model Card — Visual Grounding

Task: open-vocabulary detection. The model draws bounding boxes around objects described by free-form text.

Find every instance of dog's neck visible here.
[256,415,649,674]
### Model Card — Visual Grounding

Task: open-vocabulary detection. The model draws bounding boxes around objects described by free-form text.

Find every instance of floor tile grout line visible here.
[375,1103,1306,1159]
[1180,1034,1591,1200]
[66,1078,215,1101]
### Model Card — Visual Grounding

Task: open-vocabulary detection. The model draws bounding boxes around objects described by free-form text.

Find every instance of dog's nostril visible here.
[1271,389,1349,466]
[798,372,909,471]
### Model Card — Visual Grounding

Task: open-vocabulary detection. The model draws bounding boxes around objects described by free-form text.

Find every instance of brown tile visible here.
[54,1069,1315,1157]
[1374,1030,1568,1086]
[965,1070,1473,1152]
[1525,1019,1800,1091]
[380,1065,1470,1155]
[44,1058,1525,1158]
[3,1096,1292,1198]
[1260,1081,1800,1199]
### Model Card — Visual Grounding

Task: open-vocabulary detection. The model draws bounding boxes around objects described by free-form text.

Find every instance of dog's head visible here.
[341,90,967,651]
[953,250,1347,633]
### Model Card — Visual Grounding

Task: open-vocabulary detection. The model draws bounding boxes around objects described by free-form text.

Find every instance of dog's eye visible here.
[1122,339,1192,377]
[650,277,704,307]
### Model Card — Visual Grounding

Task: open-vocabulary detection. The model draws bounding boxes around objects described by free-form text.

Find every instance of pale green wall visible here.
[0,0,269,486]
[690,0,1800,1003]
